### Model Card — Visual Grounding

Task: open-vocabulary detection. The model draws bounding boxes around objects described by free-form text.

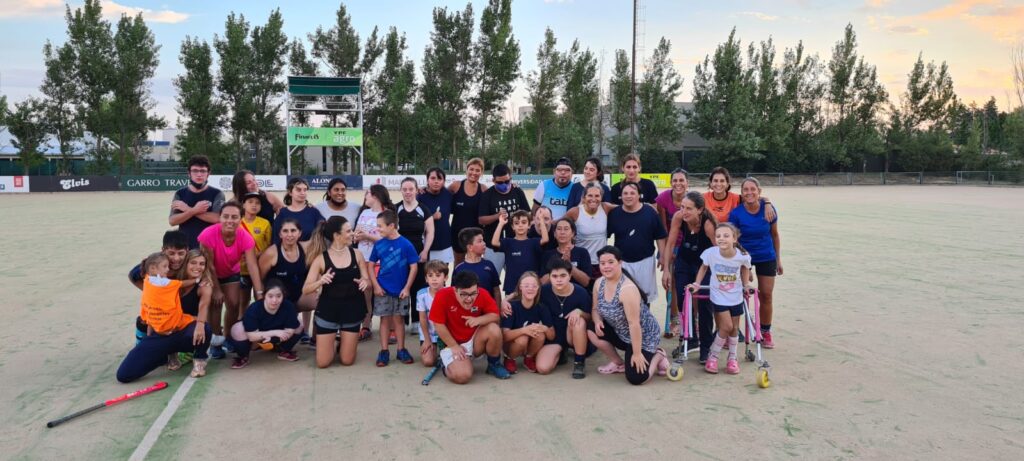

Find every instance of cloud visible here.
[102,2,188,24]
[904,0,1024,43]
[863,0,891,9]
[739,11,780,21]
[887,24,929,36]
[0,0,63,18]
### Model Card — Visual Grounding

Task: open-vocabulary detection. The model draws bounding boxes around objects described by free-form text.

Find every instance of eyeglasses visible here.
[189,169,209,174]
[457,291,478,299]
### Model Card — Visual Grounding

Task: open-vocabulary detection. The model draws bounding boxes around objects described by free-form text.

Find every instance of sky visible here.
[1,0,1022,127]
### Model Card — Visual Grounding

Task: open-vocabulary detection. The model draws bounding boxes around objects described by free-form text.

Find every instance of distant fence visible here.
[2,171,1021,194]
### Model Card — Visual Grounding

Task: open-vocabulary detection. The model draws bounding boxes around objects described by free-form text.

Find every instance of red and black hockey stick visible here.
[46,381,169,428]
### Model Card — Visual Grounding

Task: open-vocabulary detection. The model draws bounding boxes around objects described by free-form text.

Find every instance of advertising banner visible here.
[608,173,670,188]
[362,175,427,190]
[301,175,364,190]
[119,175,190,192]
[287,127,363,147]
[30,175,119,192]
[0,176,30,193]
[209,175,288,192]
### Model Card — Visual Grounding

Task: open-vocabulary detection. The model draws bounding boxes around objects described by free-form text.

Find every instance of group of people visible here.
[116,153,783,386]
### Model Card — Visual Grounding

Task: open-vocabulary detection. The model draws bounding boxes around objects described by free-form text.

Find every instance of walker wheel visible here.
[667,365,684,382]
[756,368,771,388]
[745,350,756,362]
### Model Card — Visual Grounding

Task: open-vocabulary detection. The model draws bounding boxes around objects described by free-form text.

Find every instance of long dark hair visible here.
[322,177,348,201]
[231,170,255,201]
[708,166,732,194]
[683,191,716,227]
[284,177,311,207]
[595,245,648,306]
[360,184,394,214]
[585,156,605,183]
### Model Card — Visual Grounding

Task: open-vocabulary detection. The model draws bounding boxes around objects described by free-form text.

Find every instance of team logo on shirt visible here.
[629,229,636,236]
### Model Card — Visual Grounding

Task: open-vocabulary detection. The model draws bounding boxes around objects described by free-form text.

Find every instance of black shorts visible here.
[313,316,361,335]
[711,301,744,317]
[218,273,241,285]
[752,259,778,277]
[240,275,252,288]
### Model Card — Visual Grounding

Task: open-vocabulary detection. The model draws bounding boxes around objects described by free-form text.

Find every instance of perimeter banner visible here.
[30,176,119,192]
[0,176,30,193]
[301,175,364,190]
[287,127,363,147]
[119,176,190,191]
[209,175,288,192]
[609,173,671,188]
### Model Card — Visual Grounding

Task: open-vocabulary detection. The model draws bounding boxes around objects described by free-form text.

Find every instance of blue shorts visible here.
[711,302,744,317]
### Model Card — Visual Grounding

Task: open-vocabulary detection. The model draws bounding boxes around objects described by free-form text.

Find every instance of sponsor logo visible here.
[60,178,90,190]
[14,177,24,187]
[294,132,320,142]
[219,177,232,189]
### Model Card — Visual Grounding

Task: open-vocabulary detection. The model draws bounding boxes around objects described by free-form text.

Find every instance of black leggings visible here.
[117,321,212,383]
[600,322,657,385]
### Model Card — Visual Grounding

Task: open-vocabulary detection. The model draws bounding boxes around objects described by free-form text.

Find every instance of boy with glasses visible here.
[169,155,225,248]
[429,271,511,383]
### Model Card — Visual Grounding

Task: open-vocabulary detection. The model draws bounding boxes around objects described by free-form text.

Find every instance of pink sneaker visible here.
[704,356,719,374]
[726,359,740,374]
[762,331,774,349]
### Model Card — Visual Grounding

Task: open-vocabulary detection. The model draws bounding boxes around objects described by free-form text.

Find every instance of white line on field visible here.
[129,376,196,461]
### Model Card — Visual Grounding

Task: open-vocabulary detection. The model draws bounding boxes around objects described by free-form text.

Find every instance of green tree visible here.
[1003,109,1024,168]
[215,12,253,169]
[108,13,165,174]
[247,9,288,173]
[637,37,684,169]
[419,3,475,165]
[175,36,226,165]
[776,41,826,172]
[525,28,562,171]
[472,0,520,156]
[41,41,82,174]
[559,40,599,166]
[288,38,318,128]
[372,27,417,172]
[7,98,49,174]
[824,24,887,171]
[65,0,114,160]
[608,49,632,160]
[891,54,958,171]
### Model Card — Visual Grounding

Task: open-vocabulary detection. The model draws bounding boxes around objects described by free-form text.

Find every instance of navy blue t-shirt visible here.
[607,205,667,263]
[540,283,591,346]
[171,186,225,249]
[566,182,611,209]
[499,237,543,294]
[728,200,778,263]
[452,259,500,293]
[539,247,592,277]
[609,179,659,205]
[527,224,557,251]
[417,188,453,251]
[273,206,324,245]
[242,300,300,332]
[500,300,555,330]
[369,236,419,296]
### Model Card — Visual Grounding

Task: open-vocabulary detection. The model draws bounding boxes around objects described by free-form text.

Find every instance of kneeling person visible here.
[501,272,557,374]
[541,259,593,378]
[227,279,303,369]
[416,260,448,367]
[429,271,511,383]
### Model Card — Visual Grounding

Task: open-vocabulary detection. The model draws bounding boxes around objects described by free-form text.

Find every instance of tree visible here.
[525,28,561,171]
[247,9,288,173]
[824,24,887,171]
[1012,41,1023,109]
[108,13,165,174]
[419,3,475,165]
[608,49,633,160]
[636,37,684,169]
[776,41,826,172]
[288,38,318,128]
[175,36,226,164]
[215,13,253,169]
[472,0,520,156]
[559,40,599,166]
[372,27,417,172]
[7,98,49,174]
[65,0,114,157]
[41,41,82,174]
[891,54,958,171]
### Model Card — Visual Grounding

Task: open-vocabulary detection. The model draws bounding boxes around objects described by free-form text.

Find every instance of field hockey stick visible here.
[46,381,169,428]
[421,362,442,386]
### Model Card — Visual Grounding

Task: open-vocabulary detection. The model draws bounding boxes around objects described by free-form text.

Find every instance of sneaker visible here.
[726,358,740,374]
[299,332,311,345]
[397,348,414,364]
[278,351,299,362]
[686,338,700,350]
[209,345,226,360]
[698,351,708,365]
[376,349,390,367]
[503,357,518,374]
[222,341,236,354]
[738,331,745,343]
[486,361,512,379]
[308,334,317,349]
[523,356,538,373]
[704,356,719,374]
[388,332,397,345]
[572,361,586,379]
[762,331,774,349]
[231,356,250,369]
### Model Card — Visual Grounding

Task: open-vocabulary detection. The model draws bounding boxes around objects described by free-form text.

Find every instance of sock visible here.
[574,354,585,363]
[761,323,771,333]
[709,335,726,358]
[487,355,500,365]
[727,336,739,360]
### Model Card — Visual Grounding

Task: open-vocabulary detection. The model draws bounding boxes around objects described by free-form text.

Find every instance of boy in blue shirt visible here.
[369,210,420,366]
[490,210,548,295]
[453,227,502,304]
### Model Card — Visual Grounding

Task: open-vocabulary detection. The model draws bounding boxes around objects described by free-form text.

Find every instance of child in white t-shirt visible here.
[688,222,753,376]
[416,260,448,367]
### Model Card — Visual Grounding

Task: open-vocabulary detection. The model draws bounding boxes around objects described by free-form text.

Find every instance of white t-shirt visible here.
[315,200,361,225]
[416,287,439,342]
[355,209,381,260]
[700,246,752,306]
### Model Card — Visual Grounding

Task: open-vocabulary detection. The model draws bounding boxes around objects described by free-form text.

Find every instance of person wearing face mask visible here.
[534,157,574,220]
[478,164,531,279]
[169,155,225,249]
[315,177,361,224]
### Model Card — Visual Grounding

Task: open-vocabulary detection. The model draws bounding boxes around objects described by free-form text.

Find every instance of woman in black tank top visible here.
[258,219,318,321]
[449,159,487,264]
[303,216,370,368]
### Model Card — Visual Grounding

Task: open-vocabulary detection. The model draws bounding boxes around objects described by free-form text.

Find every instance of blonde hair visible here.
[512,271,541,306]
[467,158,485,170]
[178,249,214,283]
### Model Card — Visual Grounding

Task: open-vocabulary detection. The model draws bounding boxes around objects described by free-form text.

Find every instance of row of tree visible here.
[2,1,1022,175]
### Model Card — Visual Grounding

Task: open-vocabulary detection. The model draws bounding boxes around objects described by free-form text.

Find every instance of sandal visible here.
[597,361,625,374]
[190,359,207,378]
[166,354,182,371]
[358,327,372,342]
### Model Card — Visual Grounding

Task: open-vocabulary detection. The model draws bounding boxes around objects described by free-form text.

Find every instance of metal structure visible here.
[285,76,364,176]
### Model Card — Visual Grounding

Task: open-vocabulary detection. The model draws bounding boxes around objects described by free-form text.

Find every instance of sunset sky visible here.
[1,0,1021,123]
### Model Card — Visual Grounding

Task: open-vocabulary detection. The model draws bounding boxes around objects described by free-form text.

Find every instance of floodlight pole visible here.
[630,0,637,156]
[285,92,292,176]
[358,87,365,175]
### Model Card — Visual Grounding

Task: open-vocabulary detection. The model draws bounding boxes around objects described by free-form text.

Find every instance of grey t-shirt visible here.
[315,200,361,225]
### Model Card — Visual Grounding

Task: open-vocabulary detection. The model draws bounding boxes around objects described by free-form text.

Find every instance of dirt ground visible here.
[1,185,1022,460]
